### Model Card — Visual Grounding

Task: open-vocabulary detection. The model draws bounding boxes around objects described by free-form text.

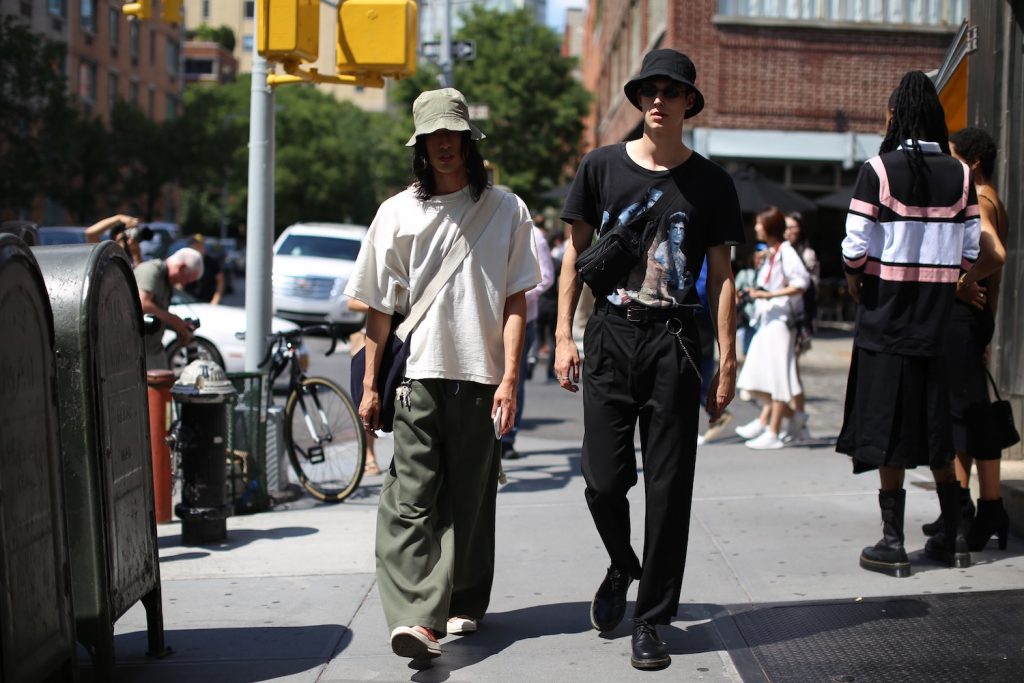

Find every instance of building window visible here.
[167,40,180,76]
[244,1,255,19]
[166,95,178,121]
[716,0,967,26]
[150,28,157,66]
[129,80,139,106]
[78,60,97,103]
[108,7,119,53]
[202,0,210,19]
[130,22,139,62]
[647,0,667,37]
[242,34,254,52]
[80,0,96,33]
[148,87,155,117]
[185,58,215,76]
[107,72,118,113]
[47,0,65,19]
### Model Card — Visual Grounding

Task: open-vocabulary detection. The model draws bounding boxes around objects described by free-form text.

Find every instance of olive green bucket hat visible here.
[405,88,486,146]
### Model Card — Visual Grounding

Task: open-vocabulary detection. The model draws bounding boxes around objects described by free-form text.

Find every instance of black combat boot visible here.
[922,489,974,536]
[924,482,972,568]
[859,489,911,578]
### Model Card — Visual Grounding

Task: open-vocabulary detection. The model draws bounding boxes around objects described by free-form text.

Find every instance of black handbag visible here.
[575,215,657,295]
[986,369,1021,450]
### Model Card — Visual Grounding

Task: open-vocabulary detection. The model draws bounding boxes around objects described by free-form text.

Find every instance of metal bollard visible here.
[147,369,176,524]
[171,360,237,545]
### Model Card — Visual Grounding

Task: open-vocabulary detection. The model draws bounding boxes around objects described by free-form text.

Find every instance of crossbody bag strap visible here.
[395,187,507,341]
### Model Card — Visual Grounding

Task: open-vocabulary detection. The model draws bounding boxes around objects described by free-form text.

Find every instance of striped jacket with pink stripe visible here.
[841,140,981,356]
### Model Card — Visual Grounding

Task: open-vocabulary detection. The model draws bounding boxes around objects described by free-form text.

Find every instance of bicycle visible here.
[260,324,366,502]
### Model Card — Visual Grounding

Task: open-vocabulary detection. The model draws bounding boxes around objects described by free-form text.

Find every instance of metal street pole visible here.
[440,0,453,87]
[244,46,275,372]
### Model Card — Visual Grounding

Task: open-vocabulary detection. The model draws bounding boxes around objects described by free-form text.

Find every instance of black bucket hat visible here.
[624,49,705,118]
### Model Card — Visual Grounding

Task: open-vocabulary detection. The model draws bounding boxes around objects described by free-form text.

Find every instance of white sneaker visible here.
[746,430,785,450]
[446,616,478,635]
[736,418,766,440]
[699,412,733,445]
[390,626,442,658]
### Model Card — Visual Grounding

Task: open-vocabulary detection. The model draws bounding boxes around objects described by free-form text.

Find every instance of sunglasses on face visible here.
[638,83,686,100]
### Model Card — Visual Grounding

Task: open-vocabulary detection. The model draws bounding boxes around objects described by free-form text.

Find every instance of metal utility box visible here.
[0,235,77,681]
[32,242,168,678]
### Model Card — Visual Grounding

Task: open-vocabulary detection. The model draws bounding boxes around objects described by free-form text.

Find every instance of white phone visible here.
[492,406,503,439]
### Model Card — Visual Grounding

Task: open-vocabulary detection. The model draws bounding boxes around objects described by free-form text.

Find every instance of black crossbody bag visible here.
[575,213,658,295]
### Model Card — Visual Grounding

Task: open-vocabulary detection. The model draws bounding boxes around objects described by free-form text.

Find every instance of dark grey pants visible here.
[581,306,702,624]
[375,378,500,634]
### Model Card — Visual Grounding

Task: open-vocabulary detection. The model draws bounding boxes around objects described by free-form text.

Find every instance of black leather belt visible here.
[597,300,687,324]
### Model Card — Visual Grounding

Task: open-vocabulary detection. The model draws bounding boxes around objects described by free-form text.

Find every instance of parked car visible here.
[163,289,307,375]
[37,226,88,245]
[271,222,368,333]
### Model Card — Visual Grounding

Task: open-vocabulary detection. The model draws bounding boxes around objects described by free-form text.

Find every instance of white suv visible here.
[272,222,368,332]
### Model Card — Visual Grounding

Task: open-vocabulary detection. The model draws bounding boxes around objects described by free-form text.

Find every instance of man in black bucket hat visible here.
[556,48,743,671]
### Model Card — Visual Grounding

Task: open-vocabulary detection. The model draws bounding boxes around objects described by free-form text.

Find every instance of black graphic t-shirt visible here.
[561,143,744,308]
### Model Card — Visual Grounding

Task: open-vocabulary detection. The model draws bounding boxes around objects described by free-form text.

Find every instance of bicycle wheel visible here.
[283,376,366,502]
[165,336,225,376]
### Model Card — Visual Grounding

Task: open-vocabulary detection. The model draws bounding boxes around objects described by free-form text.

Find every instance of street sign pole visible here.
[244,37,274,372]
[440,0,453,87]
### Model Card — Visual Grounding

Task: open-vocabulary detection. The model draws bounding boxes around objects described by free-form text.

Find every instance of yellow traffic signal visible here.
[258,0,320,64]
[122,0,153,21]
[161,0,183,23]
[337,0,417,78]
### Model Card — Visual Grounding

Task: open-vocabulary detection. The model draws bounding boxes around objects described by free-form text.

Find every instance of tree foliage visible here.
[191,24,236,52]
[0,15,74,215]
[451,8,590,207]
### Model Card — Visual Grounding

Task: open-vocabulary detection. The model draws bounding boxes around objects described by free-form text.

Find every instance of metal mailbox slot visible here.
[0,235,77,682]
[33,242,168,677]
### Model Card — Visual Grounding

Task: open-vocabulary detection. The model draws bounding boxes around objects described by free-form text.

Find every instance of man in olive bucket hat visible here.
[556,49,744,670]
[346,88,540,664]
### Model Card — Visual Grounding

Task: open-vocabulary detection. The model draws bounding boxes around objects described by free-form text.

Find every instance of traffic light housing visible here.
[122,1,153,21]
[161,0,183,23]
[337,0,417,78]
[258,0,320,64]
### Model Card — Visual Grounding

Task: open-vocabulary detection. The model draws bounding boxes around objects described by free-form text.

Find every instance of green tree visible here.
[0,16,74,215]
[448,8,590,207]
[191,24,236,52]
[107,102,181,220]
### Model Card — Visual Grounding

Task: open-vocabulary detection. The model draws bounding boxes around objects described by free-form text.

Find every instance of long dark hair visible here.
[879,71,949,202]
[411,131,489,201]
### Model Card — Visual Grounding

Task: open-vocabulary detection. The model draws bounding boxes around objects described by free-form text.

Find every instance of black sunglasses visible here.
[637,83,686,100]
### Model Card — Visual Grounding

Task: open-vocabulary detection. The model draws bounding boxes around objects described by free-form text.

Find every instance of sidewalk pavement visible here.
[107,332,1024,682]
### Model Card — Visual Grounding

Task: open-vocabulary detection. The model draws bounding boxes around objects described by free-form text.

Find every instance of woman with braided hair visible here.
[837,71,1002,577]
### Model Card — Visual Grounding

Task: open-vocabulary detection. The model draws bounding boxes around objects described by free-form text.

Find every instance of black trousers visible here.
[581,305,701,624]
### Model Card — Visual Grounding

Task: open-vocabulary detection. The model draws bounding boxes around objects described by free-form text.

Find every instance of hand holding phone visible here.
[492,405,503,439]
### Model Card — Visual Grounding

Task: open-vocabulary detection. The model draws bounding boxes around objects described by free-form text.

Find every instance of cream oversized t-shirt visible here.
[344,185,540,385]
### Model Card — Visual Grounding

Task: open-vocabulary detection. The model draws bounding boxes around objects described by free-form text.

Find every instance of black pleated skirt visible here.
[837,346,954,473]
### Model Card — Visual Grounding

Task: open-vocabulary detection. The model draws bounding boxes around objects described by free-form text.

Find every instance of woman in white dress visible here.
[734,206,810,449]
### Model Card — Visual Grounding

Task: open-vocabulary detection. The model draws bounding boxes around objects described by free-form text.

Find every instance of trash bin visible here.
[171,360,237,544]
[0,235,77,682]
[226,371,271,514]
[32,241,169,678]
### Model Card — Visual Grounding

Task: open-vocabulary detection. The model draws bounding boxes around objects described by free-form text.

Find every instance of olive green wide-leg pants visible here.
[375,378,501,635]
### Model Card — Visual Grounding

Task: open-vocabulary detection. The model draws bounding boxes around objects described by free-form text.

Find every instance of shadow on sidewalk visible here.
[103,624,347,682]
[157,526,320,558]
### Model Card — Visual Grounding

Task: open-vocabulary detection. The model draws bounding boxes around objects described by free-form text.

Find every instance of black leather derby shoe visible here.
[590,566,633,632]
[631,619,671,670]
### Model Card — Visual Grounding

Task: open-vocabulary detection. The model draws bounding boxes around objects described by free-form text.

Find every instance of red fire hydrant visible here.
[147,369,176,524]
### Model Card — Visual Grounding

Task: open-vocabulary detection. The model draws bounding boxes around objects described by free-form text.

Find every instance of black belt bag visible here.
[575,216,657,295]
